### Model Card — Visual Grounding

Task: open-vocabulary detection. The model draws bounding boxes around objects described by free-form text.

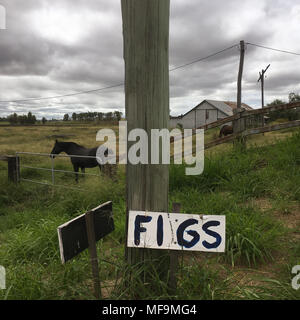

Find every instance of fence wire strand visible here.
[20,178,88,192]
[16,152,103,191]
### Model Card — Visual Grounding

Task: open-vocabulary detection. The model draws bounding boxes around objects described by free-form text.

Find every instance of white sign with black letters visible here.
[127,211,225,252]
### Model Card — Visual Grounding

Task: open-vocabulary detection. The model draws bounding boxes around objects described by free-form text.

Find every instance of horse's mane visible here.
[59,141,85,149]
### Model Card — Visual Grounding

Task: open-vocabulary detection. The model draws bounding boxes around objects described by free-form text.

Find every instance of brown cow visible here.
[219,125,233,138]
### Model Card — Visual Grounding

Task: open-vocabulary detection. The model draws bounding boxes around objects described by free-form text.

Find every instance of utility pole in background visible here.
[237,40,245,109]
[234,40,246,147]
[257,64,270,109]
[257,64,270,129]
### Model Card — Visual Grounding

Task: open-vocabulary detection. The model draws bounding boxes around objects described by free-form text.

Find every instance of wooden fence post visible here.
[233,108,246,148]
[103,164,117,180]
[122,0,171,290]
[7,156,20,183]
[85,210,102,300]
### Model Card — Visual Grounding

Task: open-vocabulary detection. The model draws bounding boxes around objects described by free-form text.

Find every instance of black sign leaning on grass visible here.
[57,201,114,264]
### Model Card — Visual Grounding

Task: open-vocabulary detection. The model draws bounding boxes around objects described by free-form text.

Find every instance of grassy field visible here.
[0,123,299,300]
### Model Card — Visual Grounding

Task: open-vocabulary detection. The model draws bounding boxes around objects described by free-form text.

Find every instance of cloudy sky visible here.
[0,0,300,119]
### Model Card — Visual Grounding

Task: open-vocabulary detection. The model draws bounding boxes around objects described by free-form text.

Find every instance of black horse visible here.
[50,140,108,183]
[219,125,233,138]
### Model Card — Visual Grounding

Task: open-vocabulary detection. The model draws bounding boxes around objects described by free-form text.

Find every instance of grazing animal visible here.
[50,140,108,183]
[219,125,233,138]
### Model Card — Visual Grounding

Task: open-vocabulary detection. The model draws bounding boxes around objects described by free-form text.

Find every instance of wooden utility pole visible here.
[234,40,246,148]
[121,0,170,288]
[258,64,270,129]
[258,64,270,109]
[237,40,245,109]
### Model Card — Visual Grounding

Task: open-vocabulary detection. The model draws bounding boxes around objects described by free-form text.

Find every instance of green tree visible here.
[268,94,300,121]
[114,111,123,121]
[105,112,113,121]
[267,99,285,106]
[72,113,77,121]
[63,114,69,121]
[27,112,36,124]
[97,112,104,121]
[288,92,300,102]
[8,113,18,125]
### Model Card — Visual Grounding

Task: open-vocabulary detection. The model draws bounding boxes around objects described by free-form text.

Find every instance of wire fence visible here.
[15,152,104,192]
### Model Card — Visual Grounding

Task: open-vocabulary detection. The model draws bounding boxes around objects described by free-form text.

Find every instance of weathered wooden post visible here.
[122,0,171,290]
[103,164,116,180]
[7,155,20,183]
[233,108,246,148]
[237,40,245,110]
[50,154,55,185]
[258,64,270,133]
[85,210,102,299]
[235,40,246,148]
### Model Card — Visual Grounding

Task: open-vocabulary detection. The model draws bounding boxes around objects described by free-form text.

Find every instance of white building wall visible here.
[170,101,232,129]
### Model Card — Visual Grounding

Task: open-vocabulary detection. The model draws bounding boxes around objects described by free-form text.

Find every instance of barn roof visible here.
[206,100,233,116]
[171,100,253,118]
[223,101,253,111]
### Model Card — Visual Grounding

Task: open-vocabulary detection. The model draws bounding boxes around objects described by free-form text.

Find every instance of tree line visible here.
[267,92,300,121]
[64,111,123,122]
[5,112,37,125]
[0,110,124,124]
[1,94,298,125]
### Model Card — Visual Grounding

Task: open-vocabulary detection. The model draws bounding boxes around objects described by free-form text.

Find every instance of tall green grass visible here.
[0,129,299,299]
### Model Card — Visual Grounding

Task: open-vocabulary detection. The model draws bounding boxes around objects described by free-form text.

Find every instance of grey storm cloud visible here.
[0,0,300,118]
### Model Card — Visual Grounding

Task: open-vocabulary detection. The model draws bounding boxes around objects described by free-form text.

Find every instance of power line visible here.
[0,83,124,104]
[169,44,238,72]
[0,43,239,104]
[246,42,300,56]
[3,41,298,105]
